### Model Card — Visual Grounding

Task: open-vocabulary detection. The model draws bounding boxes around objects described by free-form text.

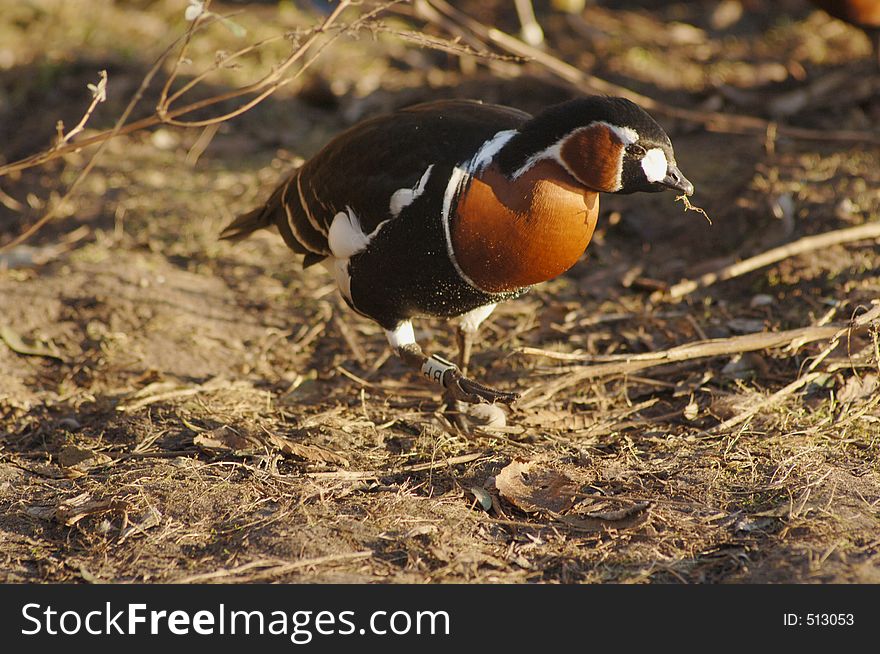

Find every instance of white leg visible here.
[456,303,496,374]
[458,303,497,336]
[383,318,518,406]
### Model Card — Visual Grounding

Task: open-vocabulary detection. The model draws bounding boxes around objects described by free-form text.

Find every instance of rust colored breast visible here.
[559,123,623,193]
[451,160,599,293]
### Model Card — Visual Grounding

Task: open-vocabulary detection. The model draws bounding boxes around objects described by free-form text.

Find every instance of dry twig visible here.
[0,1,390,250]
[522,303,880,407]
[172,551,373,583]
[662,222,880,301]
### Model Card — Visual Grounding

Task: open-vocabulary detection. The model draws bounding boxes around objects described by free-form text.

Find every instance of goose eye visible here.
[627,144,646,158]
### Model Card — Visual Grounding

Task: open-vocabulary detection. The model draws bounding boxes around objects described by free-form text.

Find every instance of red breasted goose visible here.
[221,96,693,408]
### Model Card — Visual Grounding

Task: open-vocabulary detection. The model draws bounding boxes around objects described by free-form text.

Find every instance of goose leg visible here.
[398,342,519,405]
[387,318,518,407]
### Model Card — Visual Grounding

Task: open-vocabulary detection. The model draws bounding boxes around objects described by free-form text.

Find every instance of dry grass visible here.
[1,0,879,584]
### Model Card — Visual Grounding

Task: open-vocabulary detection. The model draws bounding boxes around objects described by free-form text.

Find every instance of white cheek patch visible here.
[511,122,639,184]
[641,148,668,183]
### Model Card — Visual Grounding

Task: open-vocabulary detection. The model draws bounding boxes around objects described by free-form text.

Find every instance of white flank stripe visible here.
[282,180,322,254]
[326,207,390,304]
[389,164,434,218]
[296,174,328,236]
[328,207,383,259]
[321,257,355,304]
[328,208,367,259]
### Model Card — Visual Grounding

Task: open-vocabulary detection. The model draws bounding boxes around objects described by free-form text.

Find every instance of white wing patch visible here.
[389,164,434,218]
[327,207,389,303]
[641,148,668,183]
[328,207,388,258]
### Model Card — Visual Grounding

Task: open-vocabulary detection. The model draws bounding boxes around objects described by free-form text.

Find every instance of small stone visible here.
[468,404,507,428]
[750,294,774,308]
[151,128,179,151]
[727,318,765,334]
[57,417,81,431]
[683,397,699,421]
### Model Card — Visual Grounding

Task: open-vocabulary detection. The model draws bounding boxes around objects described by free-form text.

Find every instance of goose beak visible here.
[660,164,694,196]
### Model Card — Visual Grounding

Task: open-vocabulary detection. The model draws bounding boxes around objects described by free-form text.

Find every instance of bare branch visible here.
[520,302,880,408]
[417,0,880,145]
[0,1,401,250]
[662,222,880,302]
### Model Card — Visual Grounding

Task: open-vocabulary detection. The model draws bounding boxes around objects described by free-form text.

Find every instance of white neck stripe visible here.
[511,121,636,188]
[440,131,517,294]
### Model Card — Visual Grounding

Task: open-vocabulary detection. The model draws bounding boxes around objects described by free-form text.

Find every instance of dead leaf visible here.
[683,396,699,421]
[56,495,127,526]
[264,434,349,467]
[404,524,438,538]
[57,444,112,476]
[468,486,493,511]
[194,426,256,454]
[0,324,64,361]
[27,492,128,526]
[495,459,578,514]
[193,426,349,466]
[118,507,162,543]
[753,503,792,518]
[838,373,878,404]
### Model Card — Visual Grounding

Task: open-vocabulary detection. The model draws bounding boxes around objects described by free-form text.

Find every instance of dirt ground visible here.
[1,0,879,584]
